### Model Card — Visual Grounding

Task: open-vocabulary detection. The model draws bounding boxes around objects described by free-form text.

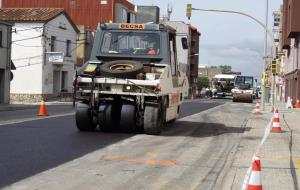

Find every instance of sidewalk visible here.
[231,101,300,189]
[0,101,73,112]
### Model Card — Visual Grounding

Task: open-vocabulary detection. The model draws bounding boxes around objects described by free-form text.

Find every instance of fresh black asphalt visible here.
[0,99,224,188]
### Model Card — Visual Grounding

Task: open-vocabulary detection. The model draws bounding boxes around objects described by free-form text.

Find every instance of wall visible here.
[0,23,10,69]
[10,23,44,94]
[44,14,77,94]
[282,0,291,49]
[189,26,200,83]
[287,0,300,38]
[284,36,300,102]
[2,0,135,30]
[10,14,77,103]
[0,22,11,104]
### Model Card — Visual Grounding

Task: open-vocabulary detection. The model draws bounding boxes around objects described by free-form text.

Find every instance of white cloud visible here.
[200,39,265,78]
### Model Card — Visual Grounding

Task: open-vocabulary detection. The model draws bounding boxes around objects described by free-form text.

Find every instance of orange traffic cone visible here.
[254,101,262,115]
[295,99,300,109]
[271,108,281,133]
[38,100,48,116]
[247,156,262,190]
[286,96,293,109]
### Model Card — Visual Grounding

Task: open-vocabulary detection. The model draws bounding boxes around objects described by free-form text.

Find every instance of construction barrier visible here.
[254,101,262,115]
[247,156,262,190]
[271,108,282,133]
[286,96,293,109]
[38,100,48,116]
[241,119,272,190]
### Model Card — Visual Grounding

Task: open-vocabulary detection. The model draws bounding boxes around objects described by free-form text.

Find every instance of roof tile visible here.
[0,8,65,22]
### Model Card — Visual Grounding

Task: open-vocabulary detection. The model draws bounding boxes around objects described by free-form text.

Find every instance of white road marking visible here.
[0,113,75,126]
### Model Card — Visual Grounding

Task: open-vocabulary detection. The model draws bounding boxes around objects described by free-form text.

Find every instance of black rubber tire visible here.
[119,104,136,133]
[144,105,163,135]
[99,60,143,79]
[248,97,253,103]
[75,102,97,131]
[233,96,238,102]
[98,102,121,132]
[161,97,168,124]
[167,105,179,124]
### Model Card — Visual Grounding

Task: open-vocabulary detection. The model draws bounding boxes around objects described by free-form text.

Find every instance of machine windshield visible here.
[100,31,161,56]
[234,76,253,89]
[211,75,235,93]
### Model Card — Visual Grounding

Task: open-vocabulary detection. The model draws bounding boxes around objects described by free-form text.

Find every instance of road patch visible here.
[103,155,176,166]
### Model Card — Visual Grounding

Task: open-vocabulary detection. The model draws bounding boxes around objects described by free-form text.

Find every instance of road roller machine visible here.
[231,75,255,103]
[73,23,189,135]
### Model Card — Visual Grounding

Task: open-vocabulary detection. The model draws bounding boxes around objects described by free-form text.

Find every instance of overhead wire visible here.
[13,43,43,48]
[11,22,90,68]
[12,35,43,43]
[13,26,43,32]
[15,41,84,69]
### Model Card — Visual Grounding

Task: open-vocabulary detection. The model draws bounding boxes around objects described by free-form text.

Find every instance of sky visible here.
[129,0,283,78]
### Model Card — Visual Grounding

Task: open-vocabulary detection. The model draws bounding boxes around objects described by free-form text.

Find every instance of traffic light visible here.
[186,4,192,20]
[271,60,277,74]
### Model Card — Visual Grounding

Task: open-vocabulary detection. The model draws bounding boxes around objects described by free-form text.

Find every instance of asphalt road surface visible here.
[0,99,253,189]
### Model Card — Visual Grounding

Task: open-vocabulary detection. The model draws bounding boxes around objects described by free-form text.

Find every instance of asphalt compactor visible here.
[73,23,189,135]
[231,75,255,103]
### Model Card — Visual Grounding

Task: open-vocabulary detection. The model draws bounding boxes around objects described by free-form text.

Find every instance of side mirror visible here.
[181,37,188,49]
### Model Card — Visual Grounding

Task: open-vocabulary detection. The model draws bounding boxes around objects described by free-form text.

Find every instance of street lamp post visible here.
[262,0,269,111]
[190,6,276,110]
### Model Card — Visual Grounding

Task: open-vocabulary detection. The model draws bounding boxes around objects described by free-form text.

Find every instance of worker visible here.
[147,41,157,55]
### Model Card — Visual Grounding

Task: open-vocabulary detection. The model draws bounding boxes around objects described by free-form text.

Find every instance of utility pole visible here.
[261,0,269,111]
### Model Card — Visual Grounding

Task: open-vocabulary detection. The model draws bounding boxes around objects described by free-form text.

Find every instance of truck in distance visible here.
[73,23,189,135]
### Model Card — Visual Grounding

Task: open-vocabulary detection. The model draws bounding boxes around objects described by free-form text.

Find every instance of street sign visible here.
[276,76,283,85]
[186,4,192,20]
[46,52,64,63]
[100,0,108,5]
[277,51,285,56]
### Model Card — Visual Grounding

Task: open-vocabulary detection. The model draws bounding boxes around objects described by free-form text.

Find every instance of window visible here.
[100,32,161,56]
[50,36,56,52]
[0,31,3,48]
[169,34,177,76]
[122,8,127,23]
[61,71,68,92]
[66,40,71,57]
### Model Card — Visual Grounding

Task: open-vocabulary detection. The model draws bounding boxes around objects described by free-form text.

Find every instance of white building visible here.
[0,8,79,103]
[0,21,12,104]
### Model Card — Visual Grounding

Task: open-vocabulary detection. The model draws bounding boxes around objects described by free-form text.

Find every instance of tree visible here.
[197,77,210,92]
[219,65,232,73]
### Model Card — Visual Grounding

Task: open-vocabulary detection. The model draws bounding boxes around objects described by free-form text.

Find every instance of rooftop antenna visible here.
[167,3,173,21]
